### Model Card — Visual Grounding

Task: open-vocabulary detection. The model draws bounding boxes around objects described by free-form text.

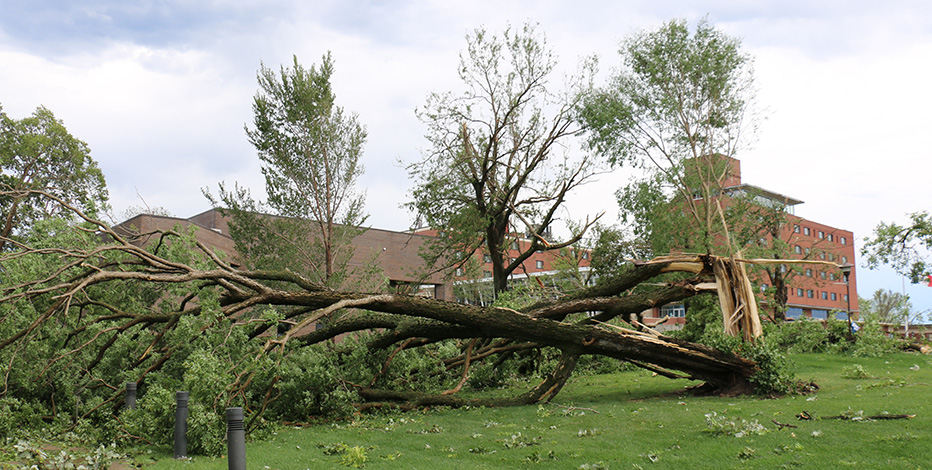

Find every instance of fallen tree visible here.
[0,190,779,441]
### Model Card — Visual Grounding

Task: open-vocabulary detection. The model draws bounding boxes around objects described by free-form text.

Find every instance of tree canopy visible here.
[581,18,758,258]
[407,23,602,294]
[206,53,371,290]
[862,211,932,285]
[0,104,108,252]
[859,288,916,325]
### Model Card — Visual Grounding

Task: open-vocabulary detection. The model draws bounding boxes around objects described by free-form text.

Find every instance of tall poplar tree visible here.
[208,53,370,290]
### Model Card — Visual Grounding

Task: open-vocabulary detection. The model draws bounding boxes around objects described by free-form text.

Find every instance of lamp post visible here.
[840,264,854,337]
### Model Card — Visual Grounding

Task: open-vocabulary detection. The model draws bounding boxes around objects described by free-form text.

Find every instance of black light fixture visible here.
[840,264,854,336]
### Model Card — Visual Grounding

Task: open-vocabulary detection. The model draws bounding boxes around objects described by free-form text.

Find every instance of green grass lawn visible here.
[143,352,932,469]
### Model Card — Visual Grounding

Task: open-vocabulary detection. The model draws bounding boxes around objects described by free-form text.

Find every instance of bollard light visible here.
[226,407,247,470]
[174,391,189,459]
[125,382,137,410]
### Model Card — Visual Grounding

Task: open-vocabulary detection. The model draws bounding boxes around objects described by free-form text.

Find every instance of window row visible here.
[793,224,847,245]
[791,287,847,302]
[479,254,546,270]
[792,246,849,264]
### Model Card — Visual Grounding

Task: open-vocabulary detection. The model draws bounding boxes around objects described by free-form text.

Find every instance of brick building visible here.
[645,157,859,329]
[115,209,454,300]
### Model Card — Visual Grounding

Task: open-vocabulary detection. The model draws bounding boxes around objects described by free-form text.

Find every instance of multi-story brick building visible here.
[646,157,859,328]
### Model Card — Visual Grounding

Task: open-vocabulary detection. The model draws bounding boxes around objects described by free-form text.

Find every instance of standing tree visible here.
[581,18,767,338]
[859,288,914,325]
[862,211,932,284]
[581,18,757,258]
[407,23,602,295]
[207,54,371,291]
[0,104,108,251]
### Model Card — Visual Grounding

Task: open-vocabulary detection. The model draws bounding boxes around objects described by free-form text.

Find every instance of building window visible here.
[842,256,848,264]
[760,283,769,293]
[819,251,826,260]
[841,236,847,245]
[829,273,835,281]
[844,294,849,302]
[510,241,519,250]
[828,253,835,261]
[794,245,802,254]
[780,264,787,273]
[818,230,825,239]
[806,268,812,277]
[536,260,544,269]
[483,254,492,263]
[820,271,827,279]
[807,289,814,298]
[661,304,686,318]
[794,225,800,233]
[828,233,834,242]
[797,288,804,297]
[805,247,810,255]
[831,292,838,301]
[804,227,811,236]
[581,251,589,260]
[821,291,828,300]
[455,268,464,276]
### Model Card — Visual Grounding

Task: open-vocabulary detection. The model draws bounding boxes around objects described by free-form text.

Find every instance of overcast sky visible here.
[2,0,930,311]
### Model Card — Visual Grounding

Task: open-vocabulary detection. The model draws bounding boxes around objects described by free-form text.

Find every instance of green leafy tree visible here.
[588,224,651,279]
[0,104,108,251]
[862,211,932,284]
[207,53,372,291]
[858,288,914,324]
[407,23,601,295]
[581,18,758,258]
[581,18,795,338]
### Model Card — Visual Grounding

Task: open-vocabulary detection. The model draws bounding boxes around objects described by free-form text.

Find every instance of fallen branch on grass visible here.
[771,419,797,430]
[822,413,916,421]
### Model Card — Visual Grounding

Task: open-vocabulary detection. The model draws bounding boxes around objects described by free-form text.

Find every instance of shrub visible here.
[841,364,870,379]
[0,397,49,440]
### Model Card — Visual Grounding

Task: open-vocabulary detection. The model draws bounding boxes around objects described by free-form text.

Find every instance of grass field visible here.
[134,352,932,469]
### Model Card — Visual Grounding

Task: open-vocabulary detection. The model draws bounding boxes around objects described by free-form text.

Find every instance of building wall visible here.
[117,210,453,300]
[782,214,859,319]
